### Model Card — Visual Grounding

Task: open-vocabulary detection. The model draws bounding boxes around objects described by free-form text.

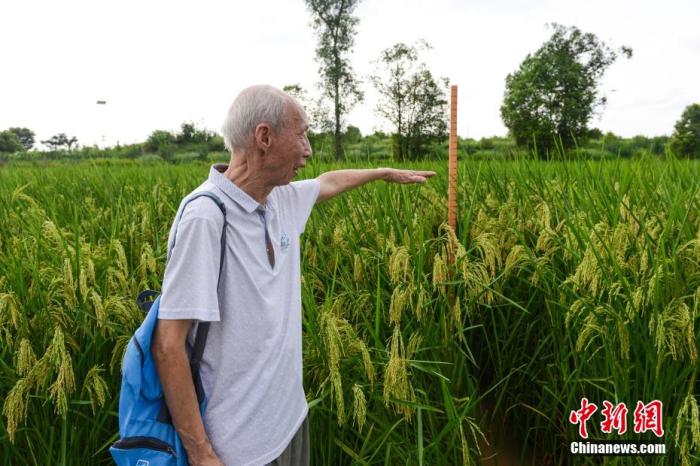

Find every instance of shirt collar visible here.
[208,164,274,214]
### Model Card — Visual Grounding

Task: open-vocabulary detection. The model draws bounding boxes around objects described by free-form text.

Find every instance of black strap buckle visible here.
[136,290,159,312]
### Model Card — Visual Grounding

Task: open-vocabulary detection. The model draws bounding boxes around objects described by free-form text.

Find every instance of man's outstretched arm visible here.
[316,168,436,203]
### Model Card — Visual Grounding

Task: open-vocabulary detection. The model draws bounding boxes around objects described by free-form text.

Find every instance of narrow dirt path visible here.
[476,399,552,466]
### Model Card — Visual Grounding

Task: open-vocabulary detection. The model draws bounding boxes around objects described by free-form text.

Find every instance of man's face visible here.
[268,104,312,185]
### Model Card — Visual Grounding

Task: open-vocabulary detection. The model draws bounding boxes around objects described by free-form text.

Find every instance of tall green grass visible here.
[0,157,698,465]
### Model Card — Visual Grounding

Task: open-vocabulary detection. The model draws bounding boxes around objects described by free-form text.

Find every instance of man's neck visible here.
[219,156,273,206]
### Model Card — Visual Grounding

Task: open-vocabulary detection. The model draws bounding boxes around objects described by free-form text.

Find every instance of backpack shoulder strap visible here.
[167,191,226,263]
[185,191,226,392]
[158,190,227,422]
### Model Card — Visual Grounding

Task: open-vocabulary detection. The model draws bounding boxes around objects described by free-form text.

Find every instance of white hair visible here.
[221,85,293,153]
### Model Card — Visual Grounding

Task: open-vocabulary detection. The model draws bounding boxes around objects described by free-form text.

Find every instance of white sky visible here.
[1,0,698,148]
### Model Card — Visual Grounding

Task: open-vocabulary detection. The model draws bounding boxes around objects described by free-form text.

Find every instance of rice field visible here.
[0,157,698,465]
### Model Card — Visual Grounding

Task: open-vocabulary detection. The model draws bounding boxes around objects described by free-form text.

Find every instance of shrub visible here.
[137,153,165,164]
[172,152,201,163]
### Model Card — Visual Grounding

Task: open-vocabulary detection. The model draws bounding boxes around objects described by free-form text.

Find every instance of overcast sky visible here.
[1,0,698,148]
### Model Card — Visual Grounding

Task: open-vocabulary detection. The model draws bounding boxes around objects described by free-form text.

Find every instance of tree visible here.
[500,23,632,158]
[176,122,213,144]
[370,41,448,161]
[306,0,363,161]
[0,130,24,153]
[344,125,361,144]
[41,133,78,151]
[178,122,198,144]
[669,103,700,158]
[8,127,35,150]
[283,84,333,133]
[145,129,177,160]
[587,128,603,140]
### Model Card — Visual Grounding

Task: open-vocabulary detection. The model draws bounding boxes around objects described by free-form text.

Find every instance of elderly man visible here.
[152,85,435,466]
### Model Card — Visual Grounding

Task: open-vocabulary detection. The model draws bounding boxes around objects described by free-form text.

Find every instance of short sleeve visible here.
[285,178,320,234]
[158,199,224,321]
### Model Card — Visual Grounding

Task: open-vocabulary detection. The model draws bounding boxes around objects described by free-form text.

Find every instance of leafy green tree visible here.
[587,128,603,140]
[8,127,35,150]
[283,84,305,101]
[0,130,24,153]
[178,122,198,143]
[500,23,632,158]
[283,84,334,134]
[306,0,363,161]
[370,41,448,161]
[176,122,212,144]
[669,103,700,158]
[344,125,361,144]
[145,130,175,150]
[41,133,78,151]
[145,130,176,160]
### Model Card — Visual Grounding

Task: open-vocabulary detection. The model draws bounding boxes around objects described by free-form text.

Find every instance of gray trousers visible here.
[266,414,310,466]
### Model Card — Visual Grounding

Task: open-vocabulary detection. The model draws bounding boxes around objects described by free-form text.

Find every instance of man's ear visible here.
[254,123,272,154]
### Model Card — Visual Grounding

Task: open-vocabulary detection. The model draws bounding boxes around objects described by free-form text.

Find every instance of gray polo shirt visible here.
[159,164,320,466]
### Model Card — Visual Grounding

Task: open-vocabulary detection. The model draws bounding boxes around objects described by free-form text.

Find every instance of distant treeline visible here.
[0,122,677,164]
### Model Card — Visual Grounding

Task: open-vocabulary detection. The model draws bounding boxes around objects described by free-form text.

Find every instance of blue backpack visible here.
[110,191,227,466]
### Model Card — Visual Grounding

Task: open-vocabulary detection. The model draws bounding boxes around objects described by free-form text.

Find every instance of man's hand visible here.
[380,168,436,184]
[189,449,225,466]
[316,167,437,203]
